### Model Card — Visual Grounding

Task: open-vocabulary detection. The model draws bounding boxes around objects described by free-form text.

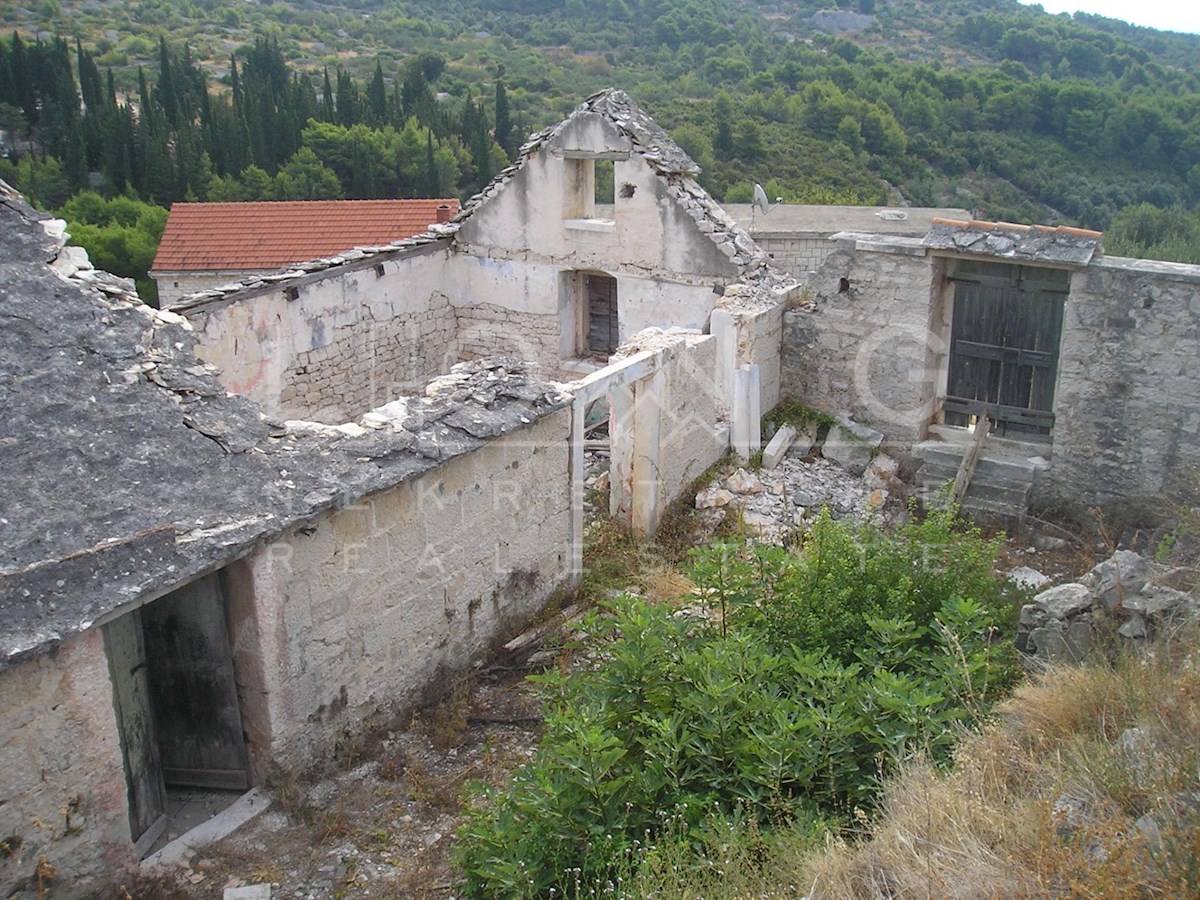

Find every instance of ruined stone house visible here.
[0,90,790,895]
[2,88,1199,896]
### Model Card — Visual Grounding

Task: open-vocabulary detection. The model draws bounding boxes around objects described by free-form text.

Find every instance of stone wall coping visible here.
[1091,254,1200,285]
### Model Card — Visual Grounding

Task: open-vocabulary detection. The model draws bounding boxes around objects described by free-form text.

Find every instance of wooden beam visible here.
[952,411,990,508]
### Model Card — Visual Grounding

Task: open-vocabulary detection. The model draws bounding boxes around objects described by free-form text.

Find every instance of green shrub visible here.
[455,512,1019,897]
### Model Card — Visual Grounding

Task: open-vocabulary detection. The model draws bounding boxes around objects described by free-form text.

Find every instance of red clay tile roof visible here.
[151,199,460,272]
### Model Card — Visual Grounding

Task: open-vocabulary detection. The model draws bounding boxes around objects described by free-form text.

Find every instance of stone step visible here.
[955,494,1030,526]
[917,477,1030,509]
[915,442,1047,483]
[916,463,1036,496]
[925,423,1052,458]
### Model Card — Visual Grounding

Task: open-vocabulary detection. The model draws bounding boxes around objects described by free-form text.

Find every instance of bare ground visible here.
[127,666,547,900]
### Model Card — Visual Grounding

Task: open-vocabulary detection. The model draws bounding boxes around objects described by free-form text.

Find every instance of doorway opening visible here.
[104,570,252,856]
[943,259,1068,439]
[577,271,619,358]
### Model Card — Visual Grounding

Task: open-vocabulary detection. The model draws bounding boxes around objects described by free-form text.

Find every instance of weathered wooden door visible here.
[585,274,619,355]
[141,573,251,790]
[945,261,1068,437]
[104,609,167,853]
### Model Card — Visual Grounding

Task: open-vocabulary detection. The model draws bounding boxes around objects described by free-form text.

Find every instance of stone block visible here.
[822,416,882,476]
[225,884,272,899]
[1083,550,1149,610]
[1033,583,1093,620]
[761,424,796,470]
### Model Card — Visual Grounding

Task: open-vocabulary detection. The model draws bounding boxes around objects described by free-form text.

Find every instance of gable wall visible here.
[452,113,739,368]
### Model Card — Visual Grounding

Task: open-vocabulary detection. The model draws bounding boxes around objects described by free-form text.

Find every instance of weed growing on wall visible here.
[455,511,1020,896]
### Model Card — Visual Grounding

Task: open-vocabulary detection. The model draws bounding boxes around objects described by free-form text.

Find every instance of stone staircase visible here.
[915,425,1050,527]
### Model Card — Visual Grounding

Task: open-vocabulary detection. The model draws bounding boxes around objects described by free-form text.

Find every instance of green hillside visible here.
[2,0,1199,267]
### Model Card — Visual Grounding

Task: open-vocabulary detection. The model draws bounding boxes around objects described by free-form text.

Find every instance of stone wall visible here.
[782,236,938,450]
[1049,256,1200,506]
[0,630,134,896]
[278,290,457,419]
[780,236,1200,507]
[181,246,457,423]
[238,409,572,769]
[755,235,834,279]
[655,333,728,505]
[156,271,272,309]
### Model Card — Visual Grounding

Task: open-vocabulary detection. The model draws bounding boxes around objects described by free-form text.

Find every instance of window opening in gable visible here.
[594,159,615,206]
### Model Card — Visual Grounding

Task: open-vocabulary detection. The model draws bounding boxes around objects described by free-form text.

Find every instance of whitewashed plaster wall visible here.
[0,630,135,896]
[181,246,459,423]
[231,409,571,769]
[452,112,739,364]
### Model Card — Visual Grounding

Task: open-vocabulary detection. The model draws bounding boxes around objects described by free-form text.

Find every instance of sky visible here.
[1018,1,1200,35]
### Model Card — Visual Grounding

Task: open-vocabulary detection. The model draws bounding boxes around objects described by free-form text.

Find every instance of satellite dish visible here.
[753,182,771,216]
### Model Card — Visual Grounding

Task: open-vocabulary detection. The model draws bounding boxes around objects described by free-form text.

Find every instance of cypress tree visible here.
[494,73,511,157]
[321,67,334,121]
[367,60,387,125]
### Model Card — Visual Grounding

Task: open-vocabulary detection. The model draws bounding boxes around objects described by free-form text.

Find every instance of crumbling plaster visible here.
[0,630,134,895]
[232,408,571,771]
[181,245,458,422]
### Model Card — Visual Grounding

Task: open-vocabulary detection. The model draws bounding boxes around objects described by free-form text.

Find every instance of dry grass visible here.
[628,629,1200,899]
[785,631,1200,899]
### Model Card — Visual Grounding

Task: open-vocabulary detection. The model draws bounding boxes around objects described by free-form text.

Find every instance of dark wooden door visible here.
[945,261,1067,437]
[104,609,167,852]
[585,274,619,355]
[141,573,251,790]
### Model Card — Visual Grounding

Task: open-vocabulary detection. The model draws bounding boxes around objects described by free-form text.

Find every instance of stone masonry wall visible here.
[755,235,834,279]
[782,237,937,450]
[454,301,561,379]
[1049,256,1200,506]
[183,246,457,423]
[0,630,135,896]
[279,290,457,422]
[156,271,271,309]
[243,409,572,769]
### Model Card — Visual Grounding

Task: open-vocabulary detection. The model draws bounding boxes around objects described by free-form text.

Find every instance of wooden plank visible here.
[952,411,990,507]
[943,396,1055,428]
[103,609,168,845]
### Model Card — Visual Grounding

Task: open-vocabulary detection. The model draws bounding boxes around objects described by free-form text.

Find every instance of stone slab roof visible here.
[923,218,1103,266]
[0,190,566,670]
[151,199,459,273]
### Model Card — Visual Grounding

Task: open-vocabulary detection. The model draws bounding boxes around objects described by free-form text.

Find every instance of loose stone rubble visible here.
[1017,549,1198,662]
[696,448,902,544]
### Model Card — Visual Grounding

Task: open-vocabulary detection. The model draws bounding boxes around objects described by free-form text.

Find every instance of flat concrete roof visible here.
[722,204,972,238]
